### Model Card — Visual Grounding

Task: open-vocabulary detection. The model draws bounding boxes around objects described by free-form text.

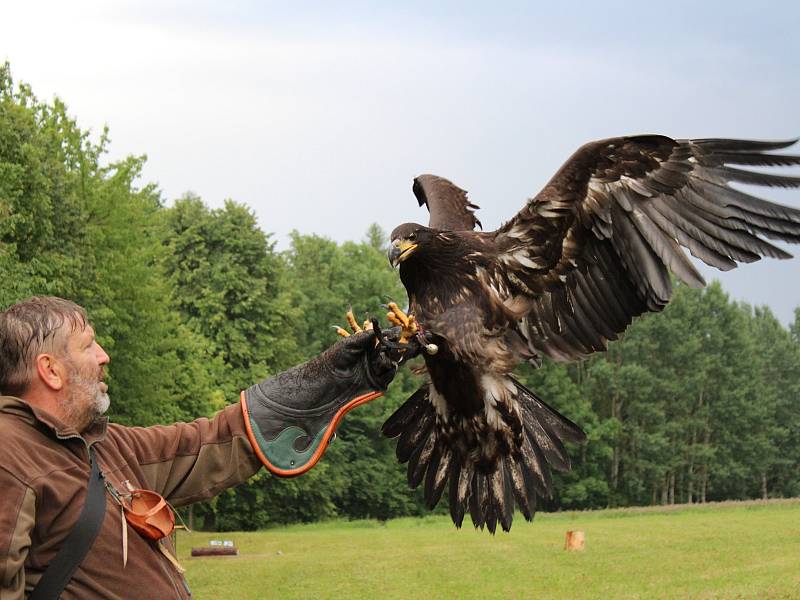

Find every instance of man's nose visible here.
[95,342,110,365]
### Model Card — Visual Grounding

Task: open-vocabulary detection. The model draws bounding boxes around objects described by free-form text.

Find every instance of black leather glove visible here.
[241,328,418,477]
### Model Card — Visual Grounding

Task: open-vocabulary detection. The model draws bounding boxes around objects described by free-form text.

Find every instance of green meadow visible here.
[178,499,800,599]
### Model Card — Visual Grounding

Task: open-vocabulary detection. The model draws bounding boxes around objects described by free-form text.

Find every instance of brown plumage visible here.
[383,135,800,533]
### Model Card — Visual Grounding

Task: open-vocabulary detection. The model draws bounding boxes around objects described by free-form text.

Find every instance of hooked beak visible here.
[388,239,418,267]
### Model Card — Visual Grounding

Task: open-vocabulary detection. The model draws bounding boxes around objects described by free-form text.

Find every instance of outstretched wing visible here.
[492,135,800,361]
[413,174,482,231]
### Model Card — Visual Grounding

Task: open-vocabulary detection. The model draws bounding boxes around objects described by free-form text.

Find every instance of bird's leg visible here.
[334,306,405,350]
[385,302,438,354]
[385,302,418,344]
[335,304,432,359]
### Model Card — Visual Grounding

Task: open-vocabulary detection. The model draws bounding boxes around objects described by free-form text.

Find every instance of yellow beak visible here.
[388,240,418,267]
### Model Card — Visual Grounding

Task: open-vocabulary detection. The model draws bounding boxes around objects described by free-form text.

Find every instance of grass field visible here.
[178,499,800,599]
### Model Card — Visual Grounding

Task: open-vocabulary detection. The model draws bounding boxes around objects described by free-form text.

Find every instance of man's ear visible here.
[34,353,66,392]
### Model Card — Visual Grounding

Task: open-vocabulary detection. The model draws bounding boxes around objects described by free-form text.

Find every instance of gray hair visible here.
[0,296,88,396]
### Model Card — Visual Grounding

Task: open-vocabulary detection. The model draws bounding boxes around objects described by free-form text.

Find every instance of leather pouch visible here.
[123,489,175,541]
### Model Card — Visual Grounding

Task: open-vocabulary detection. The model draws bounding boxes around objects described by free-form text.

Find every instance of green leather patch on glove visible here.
[248,423,326,472]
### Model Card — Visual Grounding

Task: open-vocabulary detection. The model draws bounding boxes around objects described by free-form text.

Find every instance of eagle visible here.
[381,135,800,533]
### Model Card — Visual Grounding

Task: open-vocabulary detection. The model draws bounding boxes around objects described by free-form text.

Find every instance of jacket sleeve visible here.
[0,467,36,600]
[107,401,262,506]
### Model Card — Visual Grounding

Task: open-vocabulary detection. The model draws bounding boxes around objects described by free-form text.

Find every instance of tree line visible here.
[2,64,798,530]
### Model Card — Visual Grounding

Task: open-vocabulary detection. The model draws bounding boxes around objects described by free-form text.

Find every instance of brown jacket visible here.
[0,396,262,599]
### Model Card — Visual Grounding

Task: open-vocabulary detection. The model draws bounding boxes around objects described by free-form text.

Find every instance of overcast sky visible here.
[3,1,799,323]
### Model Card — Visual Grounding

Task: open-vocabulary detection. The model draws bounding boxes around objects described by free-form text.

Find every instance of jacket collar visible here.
[0,395,108,444]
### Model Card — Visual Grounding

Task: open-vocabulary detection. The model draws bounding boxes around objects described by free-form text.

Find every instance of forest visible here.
[1,63,798,530]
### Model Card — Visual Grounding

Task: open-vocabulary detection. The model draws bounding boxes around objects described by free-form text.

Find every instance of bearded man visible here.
[0,296,408,599]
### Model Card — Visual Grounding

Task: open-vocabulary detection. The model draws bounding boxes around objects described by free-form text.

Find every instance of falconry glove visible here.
[241,328,418,477]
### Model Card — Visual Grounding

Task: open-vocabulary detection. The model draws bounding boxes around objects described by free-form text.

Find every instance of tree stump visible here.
[564,530,585,551]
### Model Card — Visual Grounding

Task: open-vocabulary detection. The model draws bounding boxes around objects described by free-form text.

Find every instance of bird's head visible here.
[388,223,435,267]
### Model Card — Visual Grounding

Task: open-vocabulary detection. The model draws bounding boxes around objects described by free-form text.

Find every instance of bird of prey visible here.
[383,135,800,533]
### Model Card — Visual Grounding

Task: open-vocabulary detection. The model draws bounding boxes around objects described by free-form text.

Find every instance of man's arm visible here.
[0,467,36,600]
[108,402,262,506]
[109,328,414,504]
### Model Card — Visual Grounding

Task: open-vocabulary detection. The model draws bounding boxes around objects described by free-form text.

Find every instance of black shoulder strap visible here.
[29,445,107,600]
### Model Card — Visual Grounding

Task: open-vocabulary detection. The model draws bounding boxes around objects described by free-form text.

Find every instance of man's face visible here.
[61,324,111,430]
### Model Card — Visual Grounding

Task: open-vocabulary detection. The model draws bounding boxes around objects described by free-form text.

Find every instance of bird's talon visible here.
[387,302,410,327]
[337,307,376,339]
[387,312,404,327]
[386,302,418,344]
[345,309,363,333]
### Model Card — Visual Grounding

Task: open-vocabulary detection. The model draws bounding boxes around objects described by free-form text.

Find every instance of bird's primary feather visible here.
[384,136,800,533]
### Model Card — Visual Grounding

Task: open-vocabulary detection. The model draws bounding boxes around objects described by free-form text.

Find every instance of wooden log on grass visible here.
[564,530,585,551]
[191,546,239,557]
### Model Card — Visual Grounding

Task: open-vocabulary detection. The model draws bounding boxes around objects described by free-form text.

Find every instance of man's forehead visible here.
[67,321,94,343]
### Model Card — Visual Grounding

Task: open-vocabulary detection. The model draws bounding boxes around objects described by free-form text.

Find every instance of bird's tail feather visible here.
[382,378,586,534]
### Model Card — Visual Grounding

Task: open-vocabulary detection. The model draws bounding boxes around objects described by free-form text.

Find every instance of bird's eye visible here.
[409,232,417,240]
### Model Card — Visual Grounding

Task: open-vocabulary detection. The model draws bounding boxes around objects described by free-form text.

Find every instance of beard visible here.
[64,361,110,431]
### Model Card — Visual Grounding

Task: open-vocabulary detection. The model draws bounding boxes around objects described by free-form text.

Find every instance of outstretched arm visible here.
[109,316,420,500]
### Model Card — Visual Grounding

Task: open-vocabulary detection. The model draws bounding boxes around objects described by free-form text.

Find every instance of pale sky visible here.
[2,1,799,323]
